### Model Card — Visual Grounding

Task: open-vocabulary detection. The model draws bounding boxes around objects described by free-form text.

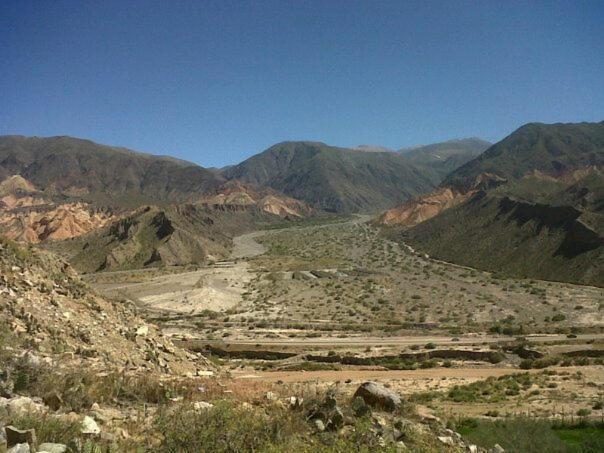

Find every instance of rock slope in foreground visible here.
[0,237,199,374]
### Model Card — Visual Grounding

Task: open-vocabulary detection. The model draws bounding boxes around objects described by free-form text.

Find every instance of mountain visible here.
[354,144,396,153]
[382,121,604,286]
[397,179,603,286]
[47,203,287,272]
[199,180,313,218]
[442,122,604,191]
[398,138,491,181]
[224,141,436,213]
[0,135,225,207]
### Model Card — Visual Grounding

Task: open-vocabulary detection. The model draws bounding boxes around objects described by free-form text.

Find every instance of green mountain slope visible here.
[443,122,604,191]
[397,190,603,286]
[224,141,436,213]
[399,138,491,182]
[388,121,604,287]
[0,135,225,207]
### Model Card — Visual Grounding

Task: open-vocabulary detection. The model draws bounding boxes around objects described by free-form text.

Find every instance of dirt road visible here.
[231,231,267,259]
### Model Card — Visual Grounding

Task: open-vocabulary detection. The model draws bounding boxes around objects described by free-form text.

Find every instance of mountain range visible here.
[1,123,601,283]
[382,121,604,286]
[222,139,487,212]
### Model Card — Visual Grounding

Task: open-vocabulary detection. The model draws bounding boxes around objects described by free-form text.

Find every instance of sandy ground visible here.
[92,227,269,314]
[231,231,268,259]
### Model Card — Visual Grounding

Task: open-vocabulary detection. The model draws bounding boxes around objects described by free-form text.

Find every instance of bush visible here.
[10,414,81,445]
[155,401,298,452]
[520,359,534,370]
[459,417,568,452]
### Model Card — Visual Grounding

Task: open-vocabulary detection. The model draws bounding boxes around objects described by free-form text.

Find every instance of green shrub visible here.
[459,417,568,452]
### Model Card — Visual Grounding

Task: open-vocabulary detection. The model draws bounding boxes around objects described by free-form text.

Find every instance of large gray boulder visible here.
[353,381,402,411]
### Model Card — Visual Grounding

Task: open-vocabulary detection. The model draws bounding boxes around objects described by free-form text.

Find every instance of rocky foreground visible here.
[0,237,508,452]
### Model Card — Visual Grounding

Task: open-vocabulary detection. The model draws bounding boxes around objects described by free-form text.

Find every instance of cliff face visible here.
[0,175,118,243]
[199,180,313,218]
[378,187,472,227]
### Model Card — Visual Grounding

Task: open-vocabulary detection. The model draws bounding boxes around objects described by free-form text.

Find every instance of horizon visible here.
[2,119,603,168]
[2,1,603,167]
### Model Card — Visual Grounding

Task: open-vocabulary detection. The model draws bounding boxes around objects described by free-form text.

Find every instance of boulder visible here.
[353,382,402,411]
[5,426,36,449]
[80,416,100,435]
[7,443,30,453]
[491,445,505,453]
[1,396,47,418]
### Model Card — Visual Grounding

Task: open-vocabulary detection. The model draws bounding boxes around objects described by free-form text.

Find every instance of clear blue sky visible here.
[1,1,603,167]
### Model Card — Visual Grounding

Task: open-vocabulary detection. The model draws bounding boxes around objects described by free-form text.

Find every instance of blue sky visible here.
[1,0,603,167]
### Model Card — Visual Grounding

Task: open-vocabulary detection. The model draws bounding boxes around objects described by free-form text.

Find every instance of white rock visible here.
[37,443,67,453]
[438,436,455,446]
[135,325,149,336]
[8,443,30,453]
[81,416,101,434]
[2,396,47,417]
[193,401,214,411]
[265,391,277,401]
[469,445,478,453]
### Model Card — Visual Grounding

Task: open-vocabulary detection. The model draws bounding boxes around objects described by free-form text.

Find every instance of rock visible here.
[135,325,148,336]
[37,443,67,453]
[196,370,214,377]
[265,392,277,401]
[469,445,478,453]
[491,445,505,453]
[7,443,30,453]
[5,426,36,449]
[438,436,455,446]
[313,419,325,432]
[193,401,214,411]
[289,396,303,409]
[353,381,402,411]
[2,396,47,417]
[80,416,100,435]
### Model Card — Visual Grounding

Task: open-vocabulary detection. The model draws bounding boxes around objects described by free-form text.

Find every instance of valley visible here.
[3,3,603,450]
[1,124,603,452]
[86,215,604,426]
